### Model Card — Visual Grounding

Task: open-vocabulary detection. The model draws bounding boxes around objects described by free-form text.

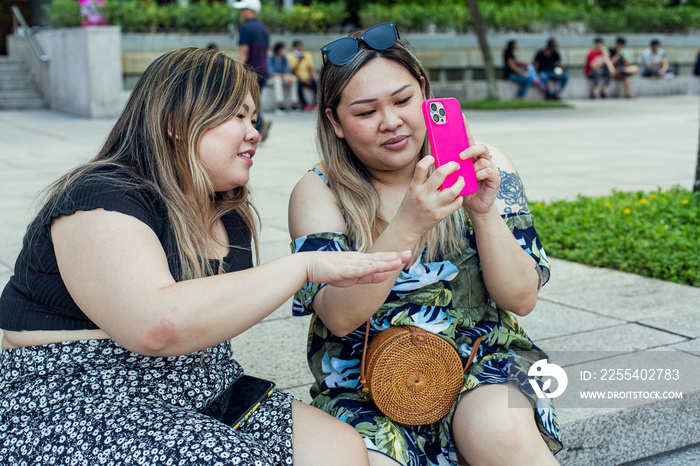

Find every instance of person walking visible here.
[233,0,272,141]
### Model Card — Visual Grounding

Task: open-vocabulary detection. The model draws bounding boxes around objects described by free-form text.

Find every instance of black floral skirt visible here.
[0,339,294,465]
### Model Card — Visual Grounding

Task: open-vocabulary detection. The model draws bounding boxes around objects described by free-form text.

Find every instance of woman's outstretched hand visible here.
[304,250,412,287]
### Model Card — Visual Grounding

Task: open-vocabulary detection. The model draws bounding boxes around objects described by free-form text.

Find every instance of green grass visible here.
[530,186,700,287]
[461,98,573,111]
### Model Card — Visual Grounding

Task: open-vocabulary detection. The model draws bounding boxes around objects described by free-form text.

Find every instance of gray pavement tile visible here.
[282,384,314,404]
[639,310,700,340]
[668,338,700,353]
[0,268,11,286]
[230,315,313,389]
[258,243,293,266]
[554,349,699,412]
[261,298,294,322]
[625,443,700,466]
[539,260,700,322]
[557,395,700,466]
[517,299,625,341]
[537,323,687,357]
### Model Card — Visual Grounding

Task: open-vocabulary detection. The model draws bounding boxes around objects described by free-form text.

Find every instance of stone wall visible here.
[9,26,123,117]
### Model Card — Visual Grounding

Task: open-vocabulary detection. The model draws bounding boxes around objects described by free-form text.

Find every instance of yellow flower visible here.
[535,202,543,208]
[682,199,689,205]
[623,208,631,215]
[650,194,656,200]
[639,199,649,205]
[605,201,612,208]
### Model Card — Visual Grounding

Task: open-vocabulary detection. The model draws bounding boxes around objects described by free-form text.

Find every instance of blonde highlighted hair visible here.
[38,47,261,280]
[316,34,465,261]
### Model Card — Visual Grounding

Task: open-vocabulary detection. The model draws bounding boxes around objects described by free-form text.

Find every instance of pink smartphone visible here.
[422,98,478,195]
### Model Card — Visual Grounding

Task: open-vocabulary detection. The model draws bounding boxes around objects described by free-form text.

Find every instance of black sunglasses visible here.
[321,22,400,66]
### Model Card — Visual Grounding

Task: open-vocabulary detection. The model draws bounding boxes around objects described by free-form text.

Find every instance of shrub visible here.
[279,2,346,33]
[176,1,233,33]
[44,0,82,28]
[530,187,700,287]
[41,0,700,34]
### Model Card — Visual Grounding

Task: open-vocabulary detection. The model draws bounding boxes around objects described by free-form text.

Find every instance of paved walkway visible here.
[1,94,699,465]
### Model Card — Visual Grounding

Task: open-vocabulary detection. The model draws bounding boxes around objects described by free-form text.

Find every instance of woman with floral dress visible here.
[288,22,563,465]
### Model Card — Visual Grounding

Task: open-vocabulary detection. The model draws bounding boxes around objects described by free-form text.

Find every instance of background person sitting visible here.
[268,41,300,114]
[503,39,547,101]
[533,38,569,100]
[641,39,675,78]
[288,40,319,112]
[608,37,639,98]
[583,37,615,99]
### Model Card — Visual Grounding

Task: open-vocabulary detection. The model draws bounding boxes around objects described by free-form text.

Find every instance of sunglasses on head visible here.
[321,22,400,66]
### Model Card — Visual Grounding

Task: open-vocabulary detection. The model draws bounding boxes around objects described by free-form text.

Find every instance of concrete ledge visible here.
[10,27,123,118]
[431,76,699,102]
[259,75,700,112]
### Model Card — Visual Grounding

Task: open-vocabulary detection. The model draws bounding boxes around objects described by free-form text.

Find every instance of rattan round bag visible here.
[360,324,481,426]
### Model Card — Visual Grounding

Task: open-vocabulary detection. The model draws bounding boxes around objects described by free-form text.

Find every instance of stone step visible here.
[0,97,46,110]
[0,77,36,91]
[0,61,26,73]
[0,55,46,110]
[0,88,42,99]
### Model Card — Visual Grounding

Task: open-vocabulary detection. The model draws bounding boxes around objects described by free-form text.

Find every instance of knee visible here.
[335,422,370,464]
[454,408,536,463]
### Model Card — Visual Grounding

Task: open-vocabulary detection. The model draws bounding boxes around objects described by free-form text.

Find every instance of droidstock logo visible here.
[528,359,568,399]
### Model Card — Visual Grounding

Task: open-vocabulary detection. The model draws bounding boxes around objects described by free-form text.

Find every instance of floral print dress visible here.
[291,169,563,465]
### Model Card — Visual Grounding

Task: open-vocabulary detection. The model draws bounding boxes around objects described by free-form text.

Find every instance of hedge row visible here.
[44,0,700,34]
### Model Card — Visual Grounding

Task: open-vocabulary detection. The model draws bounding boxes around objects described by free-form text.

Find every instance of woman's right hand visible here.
[392,155,465,242]
[305,250,412,287]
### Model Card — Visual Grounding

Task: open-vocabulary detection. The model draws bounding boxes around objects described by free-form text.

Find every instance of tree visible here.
[464,0,499,100]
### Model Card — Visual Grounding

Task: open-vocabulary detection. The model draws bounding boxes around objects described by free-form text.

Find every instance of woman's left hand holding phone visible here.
[457,118,501,218]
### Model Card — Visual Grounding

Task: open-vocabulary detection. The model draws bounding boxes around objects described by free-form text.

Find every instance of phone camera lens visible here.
[430,103,437,111]
[439,108,445,117]
[432,114,439,123]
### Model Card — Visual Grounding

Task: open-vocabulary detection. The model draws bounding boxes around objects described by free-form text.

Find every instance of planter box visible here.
[11,26,122,118]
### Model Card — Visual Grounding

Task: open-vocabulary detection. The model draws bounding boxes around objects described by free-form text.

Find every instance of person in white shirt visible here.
[641,39,675,78]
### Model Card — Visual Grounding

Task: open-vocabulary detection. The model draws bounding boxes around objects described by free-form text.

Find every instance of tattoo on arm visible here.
[498,168,528,214]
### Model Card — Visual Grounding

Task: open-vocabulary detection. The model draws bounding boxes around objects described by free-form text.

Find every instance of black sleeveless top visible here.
[0,165,253,331]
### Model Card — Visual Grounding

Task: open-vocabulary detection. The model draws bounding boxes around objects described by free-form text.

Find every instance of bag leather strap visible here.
[360,319,483,394]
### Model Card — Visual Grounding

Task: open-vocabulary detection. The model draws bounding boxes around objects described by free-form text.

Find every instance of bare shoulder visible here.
[288,166,348,240]
[486,144,530,215]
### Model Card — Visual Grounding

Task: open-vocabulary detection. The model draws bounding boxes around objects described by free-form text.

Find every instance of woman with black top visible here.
[0,47,409,465]
[503,40,546,100]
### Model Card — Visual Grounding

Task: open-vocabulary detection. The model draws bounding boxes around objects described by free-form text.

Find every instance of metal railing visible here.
[10,6,49,63]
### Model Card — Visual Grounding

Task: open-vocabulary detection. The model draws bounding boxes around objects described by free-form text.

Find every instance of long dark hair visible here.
[38,47,261,279]
[316,31,465,261]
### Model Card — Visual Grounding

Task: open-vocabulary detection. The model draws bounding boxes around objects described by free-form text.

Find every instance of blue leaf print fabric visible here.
[291,212,562,465]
